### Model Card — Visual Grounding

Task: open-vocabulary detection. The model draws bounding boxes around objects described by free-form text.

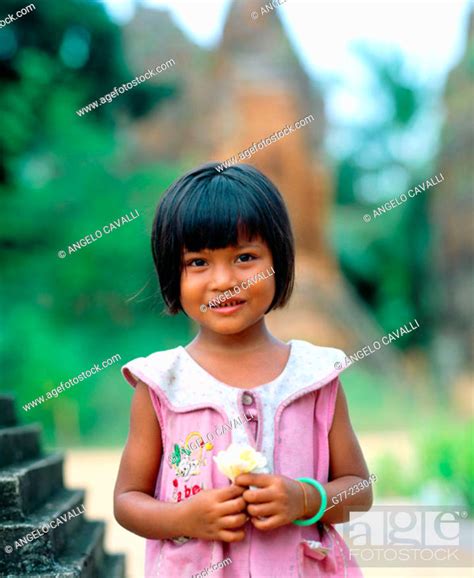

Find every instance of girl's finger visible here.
[247,502,276,518]
[235,473,273,487]
[216,484,245,501]
[219,513,249,529]
[219,496,247,514]
[217,529,246,543]
[250,514,281,532]
[242,487,274,504]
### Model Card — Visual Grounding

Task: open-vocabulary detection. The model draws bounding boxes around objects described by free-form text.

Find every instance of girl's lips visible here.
[209,300,246,314]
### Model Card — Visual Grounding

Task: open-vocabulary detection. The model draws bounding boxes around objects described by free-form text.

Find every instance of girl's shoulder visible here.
[288,339,347,378]
[291,338,346,360]
[121,345,185,389]
[120,346,236,409]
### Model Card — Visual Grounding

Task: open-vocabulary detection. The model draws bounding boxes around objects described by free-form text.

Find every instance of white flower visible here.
[213,443,268,482]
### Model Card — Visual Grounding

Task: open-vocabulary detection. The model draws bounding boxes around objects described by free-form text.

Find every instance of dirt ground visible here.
[65,433,473,578]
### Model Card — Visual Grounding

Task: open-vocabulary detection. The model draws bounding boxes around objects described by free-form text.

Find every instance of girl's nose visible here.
[210,265,239,292]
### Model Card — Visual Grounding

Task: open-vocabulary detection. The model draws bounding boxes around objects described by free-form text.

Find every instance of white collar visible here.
[132,339,347,410]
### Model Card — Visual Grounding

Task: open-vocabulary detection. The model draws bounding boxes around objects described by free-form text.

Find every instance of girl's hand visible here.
[235,473,310,532]
[181,484,248,542]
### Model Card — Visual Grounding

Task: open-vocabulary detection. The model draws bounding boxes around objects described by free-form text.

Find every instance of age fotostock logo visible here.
[343,506,471,567]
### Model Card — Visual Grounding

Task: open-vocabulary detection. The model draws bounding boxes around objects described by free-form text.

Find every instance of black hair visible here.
[151,162,295,315]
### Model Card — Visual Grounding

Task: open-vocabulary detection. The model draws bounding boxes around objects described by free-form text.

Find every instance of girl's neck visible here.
[187,319,280,357]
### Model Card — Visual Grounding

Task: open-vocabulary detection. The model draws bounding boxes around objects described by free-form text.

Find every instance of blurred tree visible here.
[0,0,186,445]
[0,0,177,183]
[332,44,437,347]
[430,9,474,398]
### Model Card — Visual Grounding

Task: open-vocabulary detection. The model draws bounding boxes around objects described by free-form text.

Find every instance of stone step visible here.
[54,520,106,578]
[0,453,64,521]
[0,488,86,575]
[100,554,126,578]
[0,395,17,427]
[0,534,126,578]
[0,424,42,468]
[0,521,107,578]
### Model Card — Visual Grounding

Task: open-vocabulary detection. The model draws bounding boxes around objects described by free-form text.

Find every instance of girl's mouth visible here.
[210,300,246,314]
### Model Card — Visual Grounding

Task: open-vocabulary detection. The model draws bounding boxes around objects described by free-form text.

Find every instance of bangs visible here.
[176,175,268,253]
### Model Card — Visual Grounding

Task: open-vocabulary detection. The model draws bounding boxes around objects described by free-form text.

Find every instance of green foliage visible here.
[0,0,121,179]
[0,0,178,183]
[416,419,474,512]
[341,366,421,430]
[331,43,434,347]
[374,419,474,514]
[372,454,419,496]
[0,0,189,446]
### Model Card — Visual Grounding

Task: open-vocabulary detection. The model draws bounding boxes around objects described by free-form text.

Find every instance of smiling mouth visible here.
[213,300,246,308]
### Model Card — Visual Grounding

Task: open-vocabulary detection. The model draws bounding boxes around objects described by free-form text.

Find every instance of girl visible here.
[114,163,372,577]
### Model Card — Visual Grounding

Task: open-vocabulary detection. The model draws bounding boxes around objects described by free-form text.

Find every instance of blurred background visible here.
[1,0,473,576]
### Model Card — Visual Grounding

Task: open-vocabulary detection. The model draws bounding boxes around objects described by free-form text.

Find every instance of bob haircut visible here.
[151,162,295,315]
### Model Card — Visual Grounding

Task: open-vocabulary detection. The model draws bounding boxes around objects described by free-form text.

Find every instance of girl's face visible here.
[180,236,275,335]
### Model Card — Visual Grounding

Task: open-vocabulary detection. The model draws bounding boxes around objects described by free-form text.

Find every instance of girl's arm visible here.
[309,381,373,524]
[237,382,373,530]
[113,379,190,539]
[114,380,247,541]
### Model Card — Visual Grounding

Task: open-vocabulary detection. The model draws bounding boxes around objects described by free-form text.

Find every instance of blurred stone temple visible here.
[123,0,400,375]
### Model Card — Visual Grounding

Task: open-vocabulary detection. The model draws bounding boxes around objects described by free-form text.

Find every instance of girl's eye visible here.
[187,258,207,267]
[236,253,256,263]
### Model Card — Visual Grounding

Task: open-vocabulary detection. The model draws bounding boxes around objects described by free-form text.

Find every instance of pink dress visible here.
[122,339,364,577]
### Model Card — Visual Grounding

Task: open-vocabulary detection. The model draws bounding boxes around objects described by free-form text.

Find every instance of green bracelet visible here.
[292,477,327,526]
